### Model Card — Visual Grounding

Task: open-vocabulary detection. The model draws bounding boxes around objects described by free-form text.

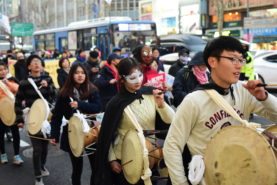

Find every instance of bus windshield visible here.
[112,23,156,56]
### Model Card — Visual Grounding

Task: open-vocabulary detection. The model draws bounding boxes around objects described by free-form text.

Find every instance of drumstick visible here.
[28,134,52,141]
[256,83,277,87]
[121,160,133,167]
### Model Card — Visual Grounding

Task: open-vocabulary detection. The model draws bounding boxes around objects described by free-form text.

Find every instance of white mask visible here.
[124,69,143,84]
[180,56,191,64]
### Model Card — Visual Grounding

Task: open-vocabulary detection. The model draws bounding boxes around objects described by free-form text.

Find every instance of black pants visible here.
[68,150,95,185]
[30,135,49,177]
[0,122,20,155]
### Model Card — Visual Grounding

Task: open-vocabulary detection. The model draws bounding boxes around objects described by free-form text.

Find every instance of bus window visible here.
[68,31,77,51]
[45,33,55,50]
[77,30,84,49]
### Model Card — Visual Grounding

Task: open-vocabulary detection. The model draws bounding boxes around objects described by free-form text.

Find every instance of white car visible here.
[254,51,277,89]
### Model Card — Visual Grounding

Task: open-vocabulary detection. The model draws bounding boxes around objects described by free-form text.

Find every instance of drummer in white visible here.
[163,36,277,185]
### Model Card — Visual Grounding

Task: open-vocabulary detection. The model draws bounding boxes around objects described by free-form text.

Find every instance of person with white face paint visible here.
[168,49,191,77]
[93,57,175,185]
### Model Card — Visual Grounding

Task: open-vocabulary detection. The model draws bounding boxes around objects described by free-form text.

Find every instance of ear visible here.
[208,57,217,70]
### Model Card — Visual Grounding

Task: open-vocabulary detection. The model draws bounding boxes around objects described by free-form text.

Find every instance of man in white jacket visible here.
[163,36,277,185]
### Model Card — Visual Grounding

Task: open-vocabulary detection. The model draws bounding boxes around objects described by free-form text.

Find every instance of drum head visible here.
[28,99,47,135]
[68,115,84,157]
[122,130,144,184]
[0,97,16,126]
[204,125,277,185]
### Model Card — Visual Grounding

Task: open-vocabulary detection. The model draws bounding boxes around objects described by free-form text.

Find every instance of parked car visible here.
[254,51,277,89]
[153,34,207,73]
[151,34,207,55]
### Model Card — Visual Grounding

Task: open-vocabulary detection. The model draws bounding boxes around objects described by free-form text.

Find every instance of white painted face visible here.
[124,69,143,84]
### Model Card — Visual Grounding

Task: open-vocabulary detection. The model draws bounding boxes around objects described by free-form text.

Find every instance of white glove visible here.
[188,155,205,185]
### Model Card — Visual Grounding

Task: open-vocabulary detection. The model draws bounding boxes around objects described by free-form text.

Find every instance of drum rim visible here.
[68,115,85,157]
[121,130,144,184]
[27,99,47,135]
[204,125,277,185]
[0,97,16,126]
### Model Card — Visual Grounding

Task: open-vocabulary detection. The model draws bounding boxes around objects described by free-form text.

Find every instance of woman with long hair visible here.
[50,63,101,185]
[94,57,175,185]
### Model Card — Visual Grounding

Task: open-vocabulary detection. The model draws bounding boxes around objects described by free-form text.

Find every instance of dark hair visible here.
[132,45,144,63]
[152,47,159,52]
[26,54,44,68]
[60,63,97,99]
[117,57,140,77]
[178,48,190,56]
[58,58,69,68]
[89,50,99,58]
[0,61,7,68]
[203,36,244,71]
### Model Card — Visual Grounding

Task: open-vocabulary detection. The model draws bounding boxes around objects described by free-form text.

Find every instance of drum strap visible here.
[125,106,152,185]
[0,80,15,100]
[205,89,256,128]
[28,78,50,115]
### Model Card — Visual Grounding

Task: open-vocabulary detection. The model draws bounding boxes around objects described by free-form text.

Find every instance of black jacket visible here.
[57,68,68,88]
[94,65,118,111]
[15,74,57,124]
[50,89,101,151]
[13,59,28,81]
[168,60,185,77]
[84,58,100,83]
[172,66,210,107]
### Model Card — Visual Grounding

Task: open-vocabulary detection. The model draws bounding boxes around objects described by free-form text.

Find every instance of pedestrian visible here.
[132,45,155,85]
[57,58,70,88]
[93,57,175,185]
[15,54,57,185]
[94,53,122,111]
[50,63,101,185]
[163,36,277,185]
[0,61,24,165]
[168,49,190,77]
[152,47,164,72]
[73,49,87,65]
[13,51,28,81]
[84,50,100,83]
[172,51,209,107]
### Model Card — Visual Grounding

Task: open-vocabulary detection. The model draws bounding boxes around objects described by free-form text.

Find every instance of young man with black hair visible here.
[163,36,277,185]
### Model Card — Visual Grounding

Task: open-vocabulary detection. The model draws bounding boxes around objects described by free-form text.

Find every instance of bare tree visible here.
[210,0,224,36]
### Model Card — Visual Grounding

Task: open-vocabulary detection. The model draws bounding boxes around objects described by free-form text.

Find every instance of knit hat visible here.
[188,51,205,67]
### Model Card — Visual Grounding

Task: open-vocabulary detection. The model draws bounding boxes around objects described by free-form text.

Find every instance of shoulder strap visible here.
[205,89,250,127]
[0,80,15,100]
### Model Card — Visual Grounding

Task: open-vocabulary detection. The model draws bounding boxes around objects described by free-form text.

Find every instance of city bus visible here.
[33,17,157,59]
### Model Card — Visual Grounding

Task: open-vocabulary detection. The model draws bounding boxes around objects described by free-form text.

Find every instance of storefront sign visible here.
[248,27,277,36]
[244,17,277,29]
[209,0,274,15]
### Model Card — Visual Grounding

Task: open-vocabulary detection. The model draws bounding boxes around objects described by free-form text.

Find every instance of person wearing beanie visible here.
[168,48,191,77]
[84,50,100,83]
[163,36,277,185]
[172,51,209,107]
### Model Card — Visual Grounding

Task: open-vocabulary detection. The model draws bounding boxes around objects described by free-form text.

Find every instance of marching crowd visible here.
[0,36,276,185]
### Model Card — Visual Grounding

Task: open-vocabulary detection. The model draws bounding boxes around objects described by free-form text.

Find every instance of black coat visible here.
[50,89,101,151]
[13,60,28,81]
[168,60,185,77]
[15,74,57,124]
[172,66,210,107]
[94,65,118,111]
[57,68,68,88]
[84,59,100,83]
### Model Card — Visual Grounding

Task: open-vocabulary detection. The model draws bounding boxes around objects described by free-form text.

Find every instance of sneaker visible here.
[41,167,50,177]
[13,155,24,165]
[1,153,8,164]
[35,178,44,185]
